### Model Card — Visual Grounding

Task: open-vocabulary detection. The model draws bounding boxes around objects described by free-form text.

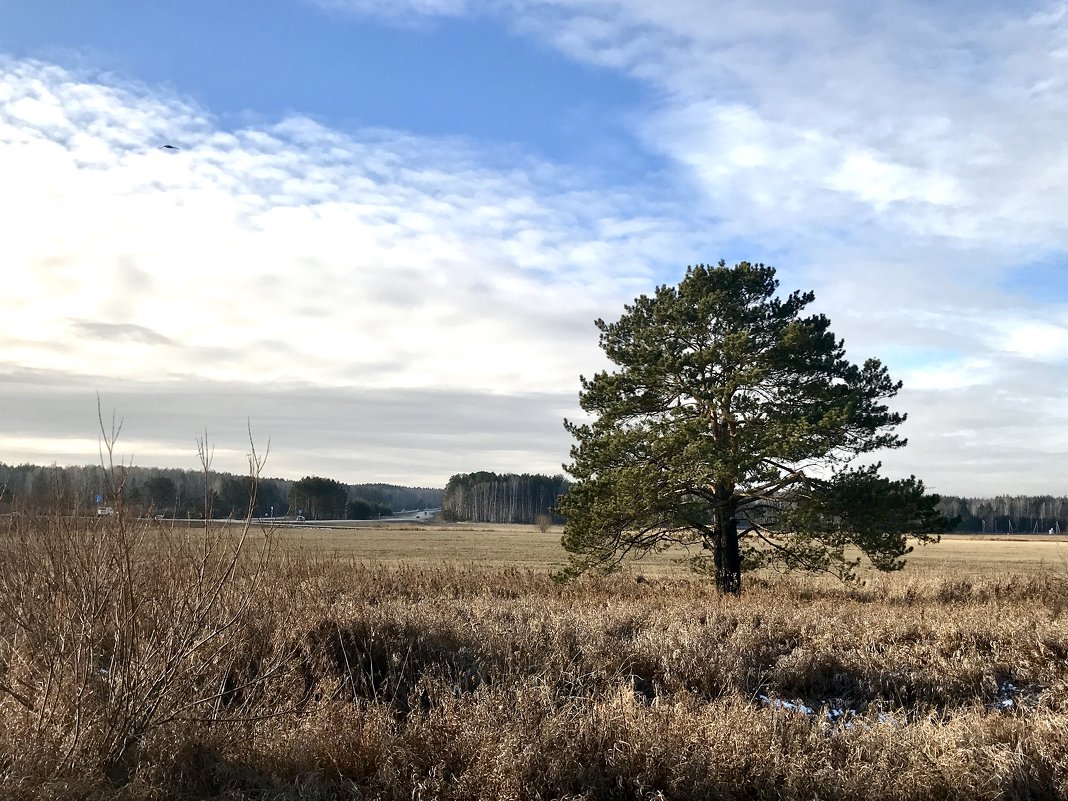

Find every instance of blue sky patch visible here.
[1002,258,1068,304]
[0,0,656,174]
[877,346,964,373]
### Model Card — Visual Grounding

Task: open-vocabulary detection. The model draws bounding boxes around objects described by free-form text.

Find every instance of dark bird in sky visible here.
[159,144,180,151]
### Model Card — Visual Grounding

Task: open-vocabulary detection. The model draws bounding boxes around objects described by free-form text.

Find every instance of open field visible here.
[1,514,1067,799]
[270,521,1068,578]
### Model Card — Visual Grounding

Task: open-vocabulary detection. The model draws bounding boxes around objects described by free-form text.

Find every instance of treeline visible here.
[937,495,1068,534]
[0,462,442,521]
[0,462,284,519]
[442,472,570,524]
[352,483,443,514]
[286,478,442,520]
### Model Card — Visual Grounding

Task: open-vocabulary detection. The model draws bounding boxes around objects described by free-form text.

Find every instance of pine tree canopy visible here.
[557,261,953,593]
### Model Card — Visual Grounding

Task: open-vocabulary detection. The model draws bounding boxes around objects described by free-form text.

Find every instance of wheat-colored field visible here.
[273,521,1068,577]
[1,515,1066,800]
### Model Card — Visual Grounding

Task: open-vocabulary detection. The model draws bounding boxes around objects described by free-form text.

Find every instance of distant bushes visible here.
[346,496,391,519]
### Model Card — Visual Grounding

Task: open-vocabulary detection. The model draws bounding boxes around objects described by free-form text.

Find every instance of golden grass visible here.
[2,515,1067,799]
[272,522,578,570]
[273,521,1068,578]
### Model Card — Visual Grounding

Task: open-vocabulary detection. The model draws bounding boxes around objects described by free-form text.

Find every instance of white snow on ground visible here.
[757,677,1034,728]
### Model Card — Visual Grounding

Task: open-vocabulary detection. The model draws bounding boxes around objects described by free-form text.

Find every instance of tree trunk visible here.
[714,502,742,595]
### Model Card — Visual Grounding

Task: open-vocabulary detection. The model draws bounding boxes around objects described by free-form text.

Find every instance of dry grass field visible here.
[274,521,1068,578]
[1,514,1067,800]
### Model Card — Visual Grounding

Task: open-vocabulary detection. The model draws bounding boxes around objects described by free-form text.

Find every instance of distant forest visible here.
[936,495,1068,534]
[0,462,442,520]
[436,478,1068,533]
[4,460,1065,534]
[442,472,570,524]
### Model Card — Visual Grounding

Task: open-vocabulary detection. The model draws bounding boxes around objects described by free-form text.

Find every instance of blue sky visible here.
[2,0,1068,493]
[1,1,655,172]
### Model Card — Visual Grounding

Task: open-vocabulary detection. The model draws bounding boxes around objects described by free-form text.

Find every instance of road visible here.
[244,508,441,528]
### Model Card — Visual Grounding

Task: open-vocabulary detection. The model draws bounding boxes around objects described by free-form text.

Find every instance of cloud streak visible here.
[0,367,575,485]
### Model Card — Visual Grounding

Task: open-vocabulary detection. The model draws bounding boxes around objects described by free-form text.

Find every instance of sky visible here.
[2,0,1068,494]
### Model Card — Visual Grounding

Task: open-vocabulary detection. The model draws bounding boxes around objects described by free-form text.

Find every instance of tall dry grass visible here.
[0,511,1065,799]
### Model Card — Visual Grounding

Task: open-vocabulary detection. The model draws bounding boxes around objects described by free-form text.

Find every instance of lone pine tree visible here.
[558,261,951,593]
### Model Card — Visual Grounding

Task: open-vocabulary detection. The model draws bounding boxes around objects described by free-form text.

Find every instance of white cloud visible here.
[900,357,998,392]
[998,321,1068,361]
[0,57,700,402]
[827,151,963,212]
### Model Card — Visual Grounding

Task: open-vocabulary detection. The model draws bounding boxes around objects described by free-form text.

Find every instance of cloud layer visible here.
[0,368,574,485]
[0,55,697,483]
[1,56,700,394]
[5,1,1068,493]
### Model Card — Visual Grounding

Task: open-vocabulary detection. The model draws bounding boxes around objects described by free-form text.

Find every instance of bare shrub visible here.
[0,428,307,788]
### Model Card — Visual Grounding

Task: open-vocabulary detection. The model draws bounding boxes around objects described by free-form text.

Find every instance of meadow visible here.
[273,520,1068,578]
[0,513,1066,800]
